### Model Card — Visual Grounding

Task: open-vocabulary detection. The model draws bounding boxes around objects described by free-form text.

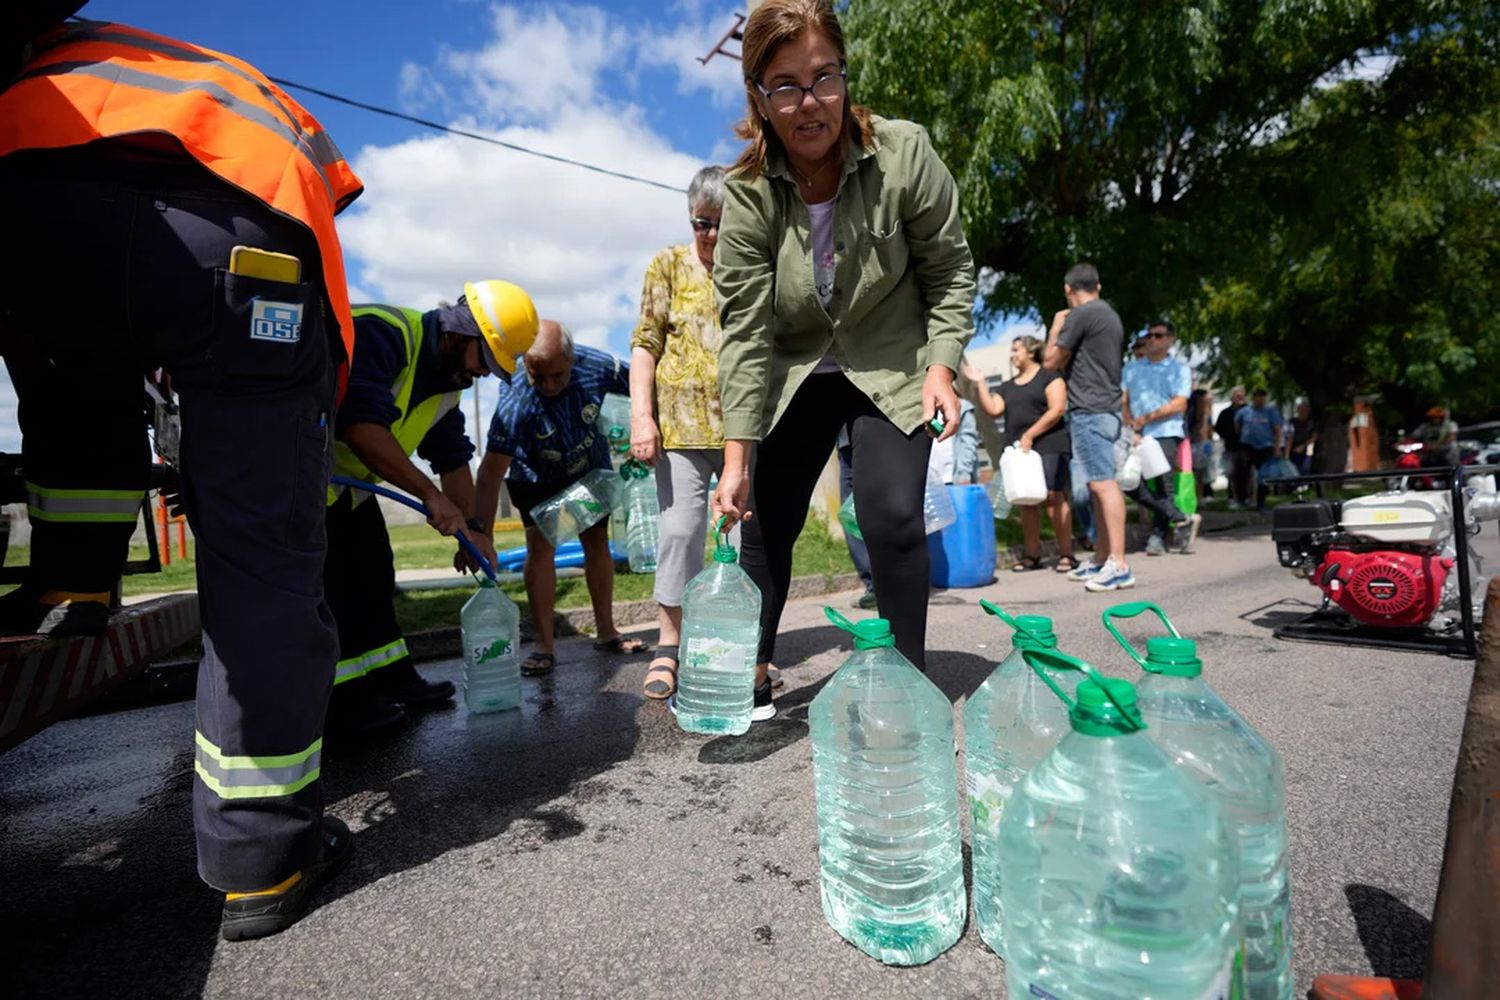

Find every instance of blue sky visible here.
[0,1,1028,453]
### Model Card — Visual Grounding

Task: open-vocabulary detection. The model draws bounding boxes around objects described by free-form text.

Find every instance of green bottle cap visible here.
[713,543,738,564]
[1011,614,1057,652]
[476,576,497,589]
[1070,677,1146,737]
[1143,636,1202,678]
[849,617,895,650]
[823,607,897,650]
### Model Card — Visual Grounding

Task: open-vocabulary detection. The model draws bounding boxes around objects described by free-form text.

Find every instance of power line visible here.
[269,75,689,195]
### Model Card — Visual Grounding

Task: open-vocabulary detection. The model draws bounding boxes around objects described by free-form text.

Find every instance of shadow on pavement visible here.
[1344,883,1431,981]
[1,647,645,1000]
[1239,596,1323,632]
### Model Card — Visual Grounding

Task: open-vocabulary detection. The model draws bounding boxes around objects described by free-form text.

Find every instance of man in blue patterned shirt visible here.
[474,320,648,674]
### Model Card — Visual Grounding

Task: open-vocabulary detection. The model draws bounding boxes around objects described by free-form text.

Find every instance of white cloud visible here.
[633,5,747,109]
[343,3,728,366]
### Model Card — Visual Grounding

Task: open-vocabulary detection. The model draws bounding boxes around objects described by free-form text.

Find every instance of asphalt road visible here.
[3,523,1494,999]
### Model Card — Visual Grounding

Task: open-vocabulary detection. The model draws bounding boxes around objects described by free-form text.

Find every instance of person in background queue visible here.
[966,336,1075,572]
[711,0,977,707]
[1044,263,1132,593]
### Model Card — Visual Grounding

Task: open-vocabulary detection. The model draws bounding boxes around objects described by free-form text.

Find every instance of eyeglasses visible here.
[757,71,846,114]
[690,216,720,234]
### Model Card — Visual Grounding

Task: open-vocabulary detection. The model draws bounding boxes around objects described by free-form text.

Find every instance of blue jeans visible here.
[1069,411,1122,484]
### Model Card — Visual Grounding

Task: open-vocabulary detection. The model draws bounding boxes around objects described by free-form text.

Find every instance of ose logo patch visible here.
[250,300,302,344]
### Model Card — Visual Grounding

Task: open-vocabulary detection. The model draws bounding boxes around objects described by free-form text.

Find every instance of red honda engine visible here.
[1315,549,1452,627]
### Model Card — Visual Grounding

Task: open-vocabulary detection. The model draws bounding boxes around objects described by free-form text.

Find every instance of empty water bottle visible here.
[597,392,631,462]
[923,467,956,535]
[1105,602,1292,1000]
[530,468,618,547]
[1000,649,1242,1000]
[675,526,761,735]
[985,472,1011,519]
[460,578,522,714]
[810,608,965,966]
[963,603,1080,956]
[620,460,660,573]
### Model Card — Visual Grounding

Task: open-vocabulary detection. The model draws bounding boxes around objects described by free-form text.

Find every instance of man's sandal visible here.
[643,649,678,700]
[1013,555,1045,572]
[520,651,555,676]
[593,635,651,655]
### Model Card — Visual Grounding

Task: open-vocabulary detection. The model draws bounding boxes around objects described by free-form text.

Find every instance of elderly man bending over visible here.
[474,321,649,674]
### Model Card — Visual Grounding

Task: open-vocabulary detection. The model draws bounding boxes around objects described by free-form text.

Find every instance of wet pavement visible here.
[2,525,1493,998]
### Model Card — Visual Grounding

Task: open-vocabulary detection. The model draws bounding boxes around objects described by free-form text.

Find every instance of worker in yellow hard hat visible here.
[324,280,538,735]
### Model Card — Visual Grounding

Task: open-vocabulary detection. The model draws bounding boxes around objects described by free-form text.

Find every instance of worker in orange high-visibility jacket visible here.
[0,9,389,941]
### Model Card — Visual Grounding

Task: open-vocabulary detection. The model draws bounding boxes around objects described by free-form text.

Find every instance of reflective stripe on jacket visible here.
[0,19,364,392]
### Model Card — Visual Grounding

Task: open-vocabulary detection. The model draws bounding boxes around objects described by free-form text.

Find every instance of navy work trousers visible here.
[0,145,340,891]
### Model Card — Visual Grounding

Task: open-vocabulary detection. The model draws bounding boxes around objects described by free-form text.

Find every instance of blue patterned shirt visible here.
[486,346,631,485]
[1121,355,1192,439]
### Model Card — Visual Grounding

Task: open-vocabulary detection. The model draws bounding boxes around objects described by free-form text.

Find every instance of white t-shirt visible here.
[808,198,841,374]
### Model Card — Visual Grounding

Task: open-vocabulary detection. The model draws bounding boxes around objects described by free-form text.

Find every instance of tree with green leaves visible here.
[844,0,1499,470]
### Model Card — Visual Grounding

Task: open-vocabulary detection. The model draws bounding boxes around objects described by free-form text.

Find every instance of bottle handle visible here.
[1020,646,1146,732]
[979,599,1049,646]
[1101,600,1182,670]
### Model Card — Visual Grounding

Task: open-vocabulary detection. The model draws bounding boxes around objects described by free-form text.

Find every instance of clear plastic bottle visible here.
[923,466,957,535]
[621,461,660,573]
[962,605,1079,956]
[532,469,618,546]
[675,536,761,735]
[1106,602,1292,1000]
[1000,653,1242,1000]
[809,610,965,966]
[460,578,521,714]
[986,471,1011,519]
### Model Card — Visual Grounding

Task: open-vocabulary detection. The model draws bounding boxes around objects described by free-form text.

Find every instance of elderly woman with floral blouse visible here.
[628,166,747,701]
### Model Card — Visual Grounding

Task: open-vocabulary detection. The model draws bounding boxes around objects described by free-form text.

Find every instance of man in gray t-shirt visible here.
[1044,262,1132,591]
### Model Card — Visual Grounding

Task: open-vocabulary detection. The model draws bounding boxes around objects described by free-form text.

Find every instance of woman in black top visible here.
[966,336,1076,571]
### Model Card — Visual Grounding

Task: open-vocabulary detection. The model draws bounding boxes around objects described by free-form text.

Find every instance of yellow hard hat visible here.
[464,280,538,376]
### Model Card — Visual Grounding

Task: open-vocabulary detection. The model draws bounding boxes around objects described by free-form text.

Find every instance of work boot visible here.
[0,586,111,638]
[220,816,354,942]
[325,681,408,739]
[371,661,456,709]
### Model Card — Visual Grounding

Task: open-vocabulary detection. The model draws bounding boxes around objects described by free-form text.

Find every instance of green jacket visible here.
[713,117,976,441]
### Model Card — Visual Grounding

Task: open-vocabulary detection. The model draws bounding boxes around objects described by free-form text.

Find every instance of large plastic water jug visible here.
[926,484,996,588]
[963,604,1081,956]
[529,468,618,547]
[999,446,1048,505]
[810,608,965,965]
[675,530,762,735]
[922,466,956,535]
[460,579,522,713]
[620,460,660,573]
[1000,648,1242,1000]
[1105,602,1292,999]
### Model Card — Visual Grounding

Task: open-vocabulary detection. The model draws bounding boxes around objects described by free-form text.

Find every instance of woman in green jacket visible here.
[711,0,976,707]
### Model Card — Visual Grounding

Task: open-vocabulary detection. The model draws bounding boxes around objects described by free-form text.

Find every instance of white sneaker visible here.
[1145,534,1166,556]
[1066,558,1102,582]
[1085,560,1137,593]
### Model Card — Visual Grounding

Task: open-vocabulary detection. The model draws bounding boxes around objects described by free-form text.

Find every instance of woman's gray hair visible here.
[687,165,726,212]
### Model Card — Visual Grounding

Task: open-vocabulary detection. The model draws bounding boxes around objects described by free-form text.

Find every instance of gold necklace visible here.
[792,155,836,189]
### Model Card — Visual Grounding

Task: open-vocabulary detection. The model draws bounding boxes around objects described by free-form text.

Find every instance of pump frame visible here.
[1266,463,1498,658]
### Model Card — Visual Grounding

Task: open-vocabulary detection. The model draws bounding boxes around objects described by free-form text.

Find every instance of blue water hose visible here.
[330,475,496,580]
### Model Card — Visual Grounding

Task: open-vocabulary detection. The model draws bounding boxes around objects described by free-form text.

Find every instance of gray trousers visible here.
[653,448,733,607]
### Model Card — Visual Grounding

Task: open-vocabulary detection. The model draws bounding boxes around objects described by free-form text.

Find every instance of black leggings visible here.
[741,373,932,669]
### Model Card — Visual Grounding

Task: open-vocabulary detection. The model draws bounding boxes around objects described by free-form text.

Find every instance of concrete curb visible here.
[405,510,1257,661]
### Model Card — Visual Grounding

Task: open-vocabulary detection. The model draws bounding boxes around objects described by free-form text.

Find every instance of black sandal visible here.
[1054,555,1081,573]
[1012,555,1045,572]
[593,635,651,655]
[643,646,678,700]
[520,651,556,676]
